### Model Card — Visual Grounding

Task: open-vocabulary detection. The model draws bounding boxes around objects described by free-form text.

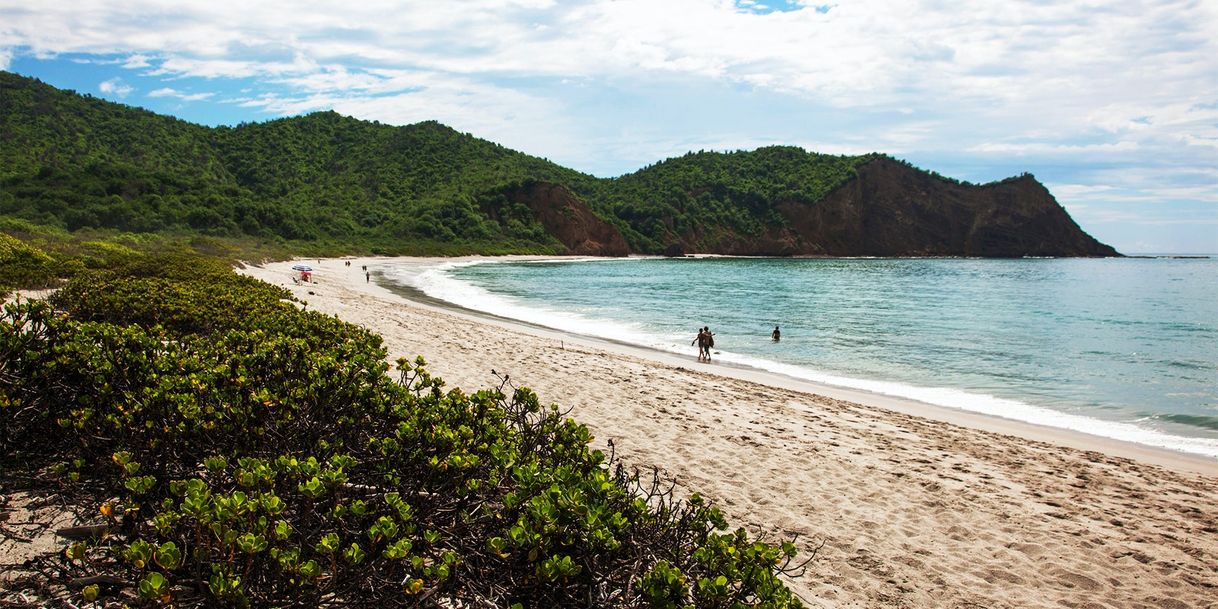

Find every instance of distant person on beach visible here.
[772,325,781,341]
[365,272,370,283]
[692,327,709,361]
[692,326,715,361]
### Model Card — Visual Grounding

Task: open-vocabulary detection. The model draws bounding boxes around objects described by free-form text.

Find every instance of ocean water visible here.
[380,257,1218,458]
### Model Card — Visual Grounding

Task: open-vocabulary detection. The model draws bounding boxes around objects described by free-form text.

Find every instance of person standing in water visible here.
[772,325,781,341]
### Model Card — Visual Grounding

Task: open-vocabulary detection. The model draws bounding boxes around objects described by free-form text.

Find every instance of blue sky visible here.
[2,0,1215,253]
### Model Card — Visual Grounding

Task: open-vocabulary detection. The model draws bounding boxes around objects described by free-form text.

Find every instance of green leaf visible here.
[154,541,182,570]
[138,572,168,600]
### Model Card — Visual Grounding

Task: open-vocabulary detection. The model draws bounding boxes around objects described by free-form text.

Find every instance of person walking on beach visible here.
[772,325,781,341]
[692,327,709,362]
[692,326,715,361]
[365,271,370,283]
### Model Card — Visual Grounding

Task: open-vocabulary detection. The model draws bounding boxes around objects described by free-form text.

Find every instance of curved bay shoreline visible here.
[234,256,1218,608]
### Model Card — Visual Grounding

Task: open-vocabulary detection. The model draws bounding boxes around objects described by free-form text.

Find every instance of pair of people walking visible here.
[692,326,715,362]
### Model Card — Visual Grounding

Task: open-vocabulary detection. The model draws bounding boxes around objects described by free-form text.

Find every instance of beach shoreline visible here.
[313,255,1216,474]
[235,256,1218,608]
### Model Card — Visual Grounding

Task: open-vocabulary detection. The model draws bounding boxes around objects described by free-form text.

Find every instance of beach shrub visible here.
[0,259,808,608]
[0,233,58,295]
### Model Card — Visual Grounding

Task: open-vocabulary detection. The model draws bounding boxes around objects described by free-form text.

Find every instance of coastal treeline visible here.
[1,71,876,255]
[0,253,808,608]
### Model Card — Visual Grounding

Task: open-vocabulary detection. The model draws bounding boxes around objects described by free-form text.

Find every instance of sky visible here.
[2,0,1216,253]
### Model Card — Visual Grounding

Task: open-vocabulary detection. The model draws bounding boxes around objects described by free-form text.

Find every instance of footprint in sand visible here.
[1142,596,1190,609]
[1011,542,1048,557]
[1049,568,1101,591]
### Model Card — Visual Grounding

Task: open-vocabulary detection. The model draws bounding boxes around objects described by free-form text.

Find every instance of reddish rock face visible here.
[507,159,1118,257]
[508,182,631,256]
[495,159,1117,258]
[782,157,1117,257]
[673,157,1118,257]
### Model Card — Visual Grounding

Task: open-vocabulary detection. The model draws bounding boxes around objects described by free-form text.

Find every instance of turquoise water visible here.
[383,257,1218,458]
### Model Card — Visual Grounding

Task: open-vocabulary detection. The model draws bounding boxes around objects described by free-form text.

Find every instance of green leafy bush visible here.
[0,232,58,294]
[0,258,809,608]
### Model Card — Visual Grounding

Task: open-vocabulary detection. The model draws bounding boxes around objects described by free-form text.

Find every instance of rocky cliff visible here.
[663,157,1118,257]
[508,182,631,256]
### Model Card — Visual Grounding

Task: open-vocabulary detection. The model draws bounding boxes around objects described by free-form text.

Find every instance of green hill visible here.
[0,71,1116,258]
[0,72,598,254]
[600,147,869,253]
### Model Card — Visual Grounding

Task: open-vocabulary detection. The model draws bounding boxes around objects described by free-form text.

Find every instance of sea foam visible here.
[708,350,1218,459]
[384,259,1218,460]
[388,259,661,349]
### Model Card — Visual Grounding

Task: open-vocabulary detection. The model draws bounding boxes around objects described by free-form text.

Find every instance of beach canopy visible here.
[292,264,313,272]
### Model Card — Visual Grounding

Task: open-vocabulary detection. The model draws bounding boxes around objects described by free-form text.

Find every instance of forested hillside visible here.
[212,113,599,249]
[0,72,596,254]
[0,71,1116,257]
[601,148,870,253]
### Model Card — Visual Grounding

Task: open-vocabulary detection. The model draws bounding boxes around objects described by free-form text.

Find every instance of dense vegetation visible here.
[0,70,818,606]
[1,71,880,255]
[601,148,870,253]
[0,71,595,254]
[0,216,290,299]
[1,253,809,608]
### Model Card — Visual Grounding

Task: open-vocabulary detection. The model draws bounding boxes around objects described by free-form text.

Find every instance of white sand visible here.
[242,257,1218,608]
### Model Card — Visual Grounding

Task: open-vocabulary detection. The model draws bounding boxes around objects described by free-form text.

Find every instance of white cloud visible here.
[1,0,1215,248]
[124,53,152,68]
[3,1,1213,120]
[98,77,133,97]
[969,141,1140,155]
[1050,167,1218,211]
[1051,184,1119,201]
[148,87,213,102]
[229,71,580,164]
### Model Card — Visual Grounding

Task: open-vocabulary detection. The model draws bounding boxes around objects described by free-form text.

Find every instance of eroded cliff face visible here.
[677,157,1118,257]
[504,160,1116,258]
[509,182,631,256]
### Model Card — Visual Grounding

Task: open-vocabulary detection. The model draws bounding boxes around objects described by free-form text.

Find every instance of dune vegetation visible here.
[1,248,809,608]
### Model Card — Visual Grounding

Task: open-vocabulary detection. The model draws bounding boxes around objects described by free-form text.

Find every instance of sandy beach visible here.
[231,257,1218,608]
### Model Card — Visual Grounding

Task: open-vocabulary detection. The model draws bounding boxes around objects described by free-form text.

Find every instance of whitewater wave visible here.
[383,259,1218,460]
[384,259,664,349]
[707,350,1218,459]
